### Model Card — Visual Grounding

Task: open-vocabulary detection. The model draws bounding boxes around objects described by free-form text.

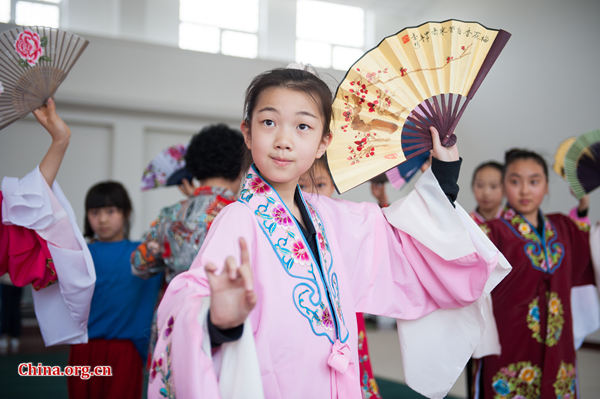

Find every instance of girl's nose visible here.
[274,129,292,150]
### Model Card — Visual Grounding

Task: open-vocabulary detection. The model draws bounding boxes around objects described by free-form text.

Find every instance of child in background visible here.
[476,149,597,399]
[147,67,508,399]
[68,182,162,399]
[132,124,245,283]
[0,98,95,347]
[297,155,335,197]
[299,156,381,399]
[470,161,504,226]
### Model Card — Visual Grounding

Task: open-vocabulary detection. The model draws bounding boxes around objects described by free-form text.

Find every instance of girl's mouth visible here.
[271,156,292,167]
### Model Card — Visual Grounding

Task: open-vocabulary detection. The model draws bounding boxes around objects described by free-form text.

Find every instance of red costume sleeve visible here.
[0,191,57,290]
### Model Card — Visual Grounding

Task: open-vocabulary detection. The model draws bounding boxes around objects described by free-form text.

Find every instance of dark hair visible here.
[243,68,332,135]
[185,124,245,182]
[242,67,333,173]
[84,181,133,239]
[503,148,549,181]
[370,173,389,185]
[471,161,503,186]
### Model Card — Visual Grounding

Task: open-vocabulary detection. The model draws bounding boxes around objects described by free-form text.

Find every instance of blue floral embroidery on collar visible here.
[238,167,349,344]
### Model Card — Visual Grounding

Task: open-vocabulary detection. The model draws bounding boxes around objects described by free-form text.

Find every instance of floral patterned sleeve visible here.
[131,218,167,279]
[568,206,590,231]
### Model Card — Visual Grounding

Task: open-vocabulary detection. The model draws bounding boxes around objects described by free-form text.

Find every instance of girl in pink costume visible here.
[147,68,510,399]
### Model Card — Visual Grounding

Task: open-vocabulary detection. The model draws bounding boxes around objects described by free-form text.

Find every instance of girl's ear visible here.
[240,121,252,150]
[316,133,332,159]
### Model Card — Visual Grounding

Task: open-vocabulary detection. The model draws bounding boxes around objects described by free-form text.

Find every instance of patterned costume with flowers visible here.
[132,186,236,283]
[477,206,596,399]
[147,166,510,399]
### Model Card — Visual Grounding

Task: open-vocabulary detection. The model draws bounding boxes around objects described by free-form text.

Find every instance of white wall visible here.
[1,0,599,241]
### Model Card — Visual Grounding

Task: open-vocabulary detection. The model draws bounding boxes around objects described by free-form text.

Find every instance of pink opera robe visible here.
[147,166,511,399]
[1,167,96,345]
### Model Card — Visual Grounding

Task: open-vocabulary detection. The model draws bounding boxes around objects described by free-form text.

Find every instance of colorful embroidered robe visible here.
[148,166,509,399]
[478,206,596,399]
[132,186,236,283]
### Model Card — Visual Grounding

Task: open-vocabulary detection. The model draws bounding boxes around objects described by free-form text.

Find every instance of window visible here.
[296,0,365,70]
[1,0,61,27]
[179,0,259,59]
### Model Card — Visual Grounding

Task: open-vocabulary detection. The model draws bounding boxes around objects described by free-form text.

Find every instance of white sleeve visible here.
[384,168,511,399]
[2,167,96,345]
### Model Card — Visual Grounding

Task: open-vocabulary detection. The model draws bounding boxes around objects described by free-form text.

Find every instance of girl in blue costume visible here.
[68,182,162,399]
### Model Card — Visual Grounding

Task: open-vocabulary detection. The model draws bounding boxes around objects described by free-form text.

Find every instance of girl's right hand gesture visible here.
[206,238,257,329]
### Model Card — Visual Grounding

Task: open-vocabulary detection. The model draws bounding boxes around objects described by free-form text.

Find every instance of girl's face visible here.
[241,87,330,191]
[472,167,503,213]
[503,159,548,219]
[87,206,125,242]
[298,164,335,198]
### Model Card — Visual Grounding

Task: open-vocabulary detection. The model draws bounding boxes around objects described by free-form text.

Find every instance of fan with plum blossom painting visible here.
[327,19,511,193]
[0,26,88,130]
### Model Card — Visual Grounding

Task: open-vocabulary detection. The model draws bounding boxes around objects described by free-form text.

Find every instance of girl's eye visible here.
[263,119,274,127]
[298,123,310,131]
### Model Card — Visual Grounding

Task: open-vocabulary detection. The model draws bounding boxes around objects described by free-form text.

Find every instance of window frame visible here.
[178,0,259,59]
[295,0,366,70]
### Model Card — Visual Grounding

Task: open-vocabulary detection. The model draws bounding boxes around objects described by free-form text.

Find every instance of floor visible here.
[367,325,600,398]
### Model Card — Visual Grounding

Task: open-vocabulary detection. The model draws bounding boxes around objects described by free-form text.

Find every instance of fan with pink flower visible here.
[0,26,89,130]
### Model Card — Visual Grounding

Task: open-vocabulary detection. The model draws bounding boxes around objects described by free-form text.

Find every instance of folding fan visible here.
[141,144,192,191]
[564,130,600,199]
[327,20,511,193]
[552,137,576,178]
[385,120,430,189]
[0,26,89,130]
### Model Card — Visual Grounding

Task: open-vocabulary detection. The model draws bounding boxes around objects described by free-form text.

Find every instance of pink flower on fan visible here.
[15,29,44,66]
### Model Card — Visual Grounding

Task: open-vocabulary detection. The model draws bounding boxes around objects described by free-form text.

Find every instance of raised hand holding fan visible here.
[564,130,600,199]
[327,20,511,193]
[0,26,89,130]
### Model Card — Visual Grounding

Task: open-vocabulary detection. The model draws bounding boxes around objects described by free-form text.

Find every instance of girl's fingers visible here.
[225,256,238,280]
[204,262,218,284]
[46,98,55,112]
[238,262,254,291]
[246,290,257,308]
[430,126,441,149]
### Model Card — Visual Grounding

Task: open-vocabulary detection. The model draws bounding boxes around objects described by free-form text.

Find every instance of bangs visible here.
[85,193,120,210]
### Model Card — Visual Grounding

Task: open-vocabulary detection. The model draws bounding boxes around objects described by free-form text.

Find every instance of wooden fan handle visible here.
[441,132,457,147]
